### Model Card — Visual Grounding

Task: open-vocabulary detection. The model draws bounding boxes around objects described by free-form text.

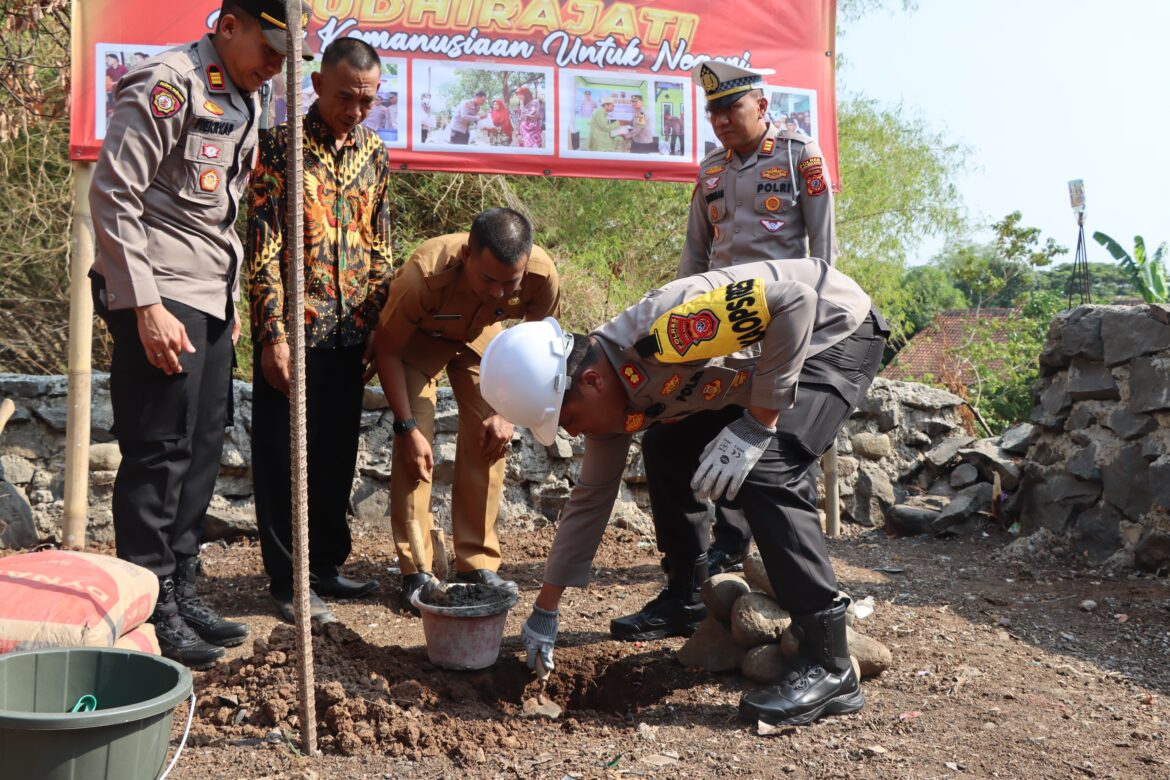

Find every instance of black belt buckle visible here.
[870,308,892,338]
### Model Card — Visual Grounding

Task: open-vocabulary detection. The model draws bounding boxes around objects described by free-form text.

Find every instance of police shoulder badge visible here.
[199,169,221,192]
[624,412,646,433]
[620,362,646,389]
[150,81,185,119]
[646,279,772,364]
[206,64,226,92]
[799,156,827,196]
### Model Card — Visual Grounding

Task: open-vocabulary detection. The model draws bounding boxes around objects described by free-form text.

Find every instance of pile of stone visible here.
[676,552,892,683]
[880,423,1032,538]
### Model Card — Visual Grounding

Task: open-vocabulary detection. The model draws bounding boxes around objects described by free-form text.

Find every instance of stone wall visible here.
[1019,304,1170,571]
[0,373,967,550]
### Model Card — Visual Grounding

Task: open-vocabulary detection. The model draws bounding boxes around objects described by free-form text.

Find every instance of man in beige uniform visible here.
[374,208,559,611]
[680,61,841,574]
[482,258,888,727]
[88,0,311,668]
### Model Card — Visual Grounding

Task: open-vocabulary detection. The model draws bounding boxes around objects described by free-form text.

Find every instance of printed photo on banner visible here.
[94,43,166,138]
[266,57,405,148]
[411,61,553,155]
[559,71,694,162]
[766,86,818,141]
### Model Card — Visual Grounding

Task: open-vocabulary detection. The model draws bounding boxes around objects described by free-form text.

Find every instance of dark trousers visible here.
[92,276,233,577]
[642,314,886,615]
[251,343,365,596]
[450,129,470,144]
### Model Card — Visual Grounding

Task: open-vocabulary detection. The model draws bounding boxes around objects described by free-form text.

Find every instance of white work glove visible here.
[691,410,775,502]
[521,604,559,673]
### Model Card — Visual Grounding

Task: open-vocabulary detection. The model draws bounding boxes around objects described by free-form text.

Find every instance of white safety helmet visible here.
[480,317,574,447]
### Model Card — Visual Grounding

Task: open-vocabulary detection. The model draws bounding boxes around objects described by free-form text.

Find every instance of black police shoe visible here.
[274,589,337,626]
[707,546,747,576]
[610,589,706,641]
[311,570,379,600]
[174,557,249,647]
[738,598,864,726]
[151,577,225,670]
[454,568,519,596]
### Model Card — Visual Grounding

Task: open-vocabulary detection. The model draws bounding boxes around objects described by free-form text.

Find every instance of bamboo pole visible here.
[822,445,840,539]
[62,162,95,550]
[285,1,317,757]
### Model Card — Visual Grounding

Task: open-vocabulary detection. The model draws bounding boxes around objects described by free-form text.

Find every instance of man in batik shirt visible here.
[247,37,393,622]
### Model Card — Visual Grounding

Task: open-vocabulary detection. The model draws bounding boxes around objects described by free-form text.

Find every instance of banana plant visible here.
[1093,232,1169,304]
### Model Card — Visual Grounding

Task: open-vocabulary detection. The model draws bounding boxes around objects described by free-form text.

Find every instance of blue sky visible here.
[837,0,1170,265]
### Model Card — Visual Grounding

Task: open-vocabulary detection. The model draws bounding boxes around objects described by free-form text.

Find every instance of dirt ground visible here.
[159,519,1170,780]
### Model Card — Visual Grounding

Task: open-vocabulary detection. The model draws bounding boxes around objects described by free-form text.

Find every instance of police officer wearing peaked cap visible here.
[481,257,889,727]
[681,60,841,576]
[88,0,311,670]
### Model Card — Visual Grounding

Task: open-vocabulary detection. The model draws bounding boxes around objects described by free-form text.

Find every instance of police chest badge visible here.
[764,195,782,212]
[150,81,185,118]
[661,374,681,396]
[731,368,751,389]
[704,164,727,176]
[203,100,225,116]
[624,412,646,433]
[199,169,221,192]
[702,380,723,401]
[644,279,772,364]
[760,219,785,233]
[201,143,221,160]
[704,177,720,190]
[760,166,788,180]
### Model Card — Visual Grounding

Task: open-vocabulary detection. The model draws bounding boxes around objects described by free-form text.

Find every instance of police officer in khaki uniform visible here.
[680,61,841,574]
[89,0,311,669]
[373,209,559,611]
[481,258,888,727]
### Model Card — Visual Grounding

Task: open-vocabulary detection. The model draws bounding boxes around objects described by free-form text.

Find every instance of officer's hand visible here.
[261,342,292,397]
[135,303,196,376]
[521,604,559,673]
[404,428,434,483]
[361,330,378,384]
[231,316,241,346]
[479,414,514,461]
[691,411,775,502]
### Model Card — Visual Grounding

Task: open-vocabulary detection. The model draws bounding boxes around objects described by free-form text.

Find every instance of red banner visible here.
[71,1,838,184]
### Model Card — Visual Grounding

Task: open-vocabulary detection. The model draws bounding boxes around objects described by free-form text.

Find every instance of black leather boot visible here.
[175,557,249,647]
[610,555,708,641]
[151,576,225,670]
[738,597,864,726]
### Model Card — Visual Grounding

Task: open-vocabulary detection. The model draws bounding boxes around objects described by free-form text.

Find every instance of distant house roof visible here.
[881,308,1021,385]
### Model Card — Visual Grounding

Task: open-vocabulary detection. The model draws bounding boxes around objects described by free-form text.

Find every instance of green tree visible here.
[1092,232,1169,304]
[1037,261,1139,303]
[899,265,967,338]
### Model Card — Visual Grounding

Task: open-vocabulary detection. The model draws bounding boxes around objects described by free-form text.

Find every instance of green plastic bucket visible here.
[0,647,193,780]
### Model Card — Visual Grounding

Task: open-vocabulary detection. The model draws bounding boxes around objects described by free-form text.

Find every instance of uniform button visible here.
[736,200,743,206]
[108,293,117,303]
[735,227,741,233]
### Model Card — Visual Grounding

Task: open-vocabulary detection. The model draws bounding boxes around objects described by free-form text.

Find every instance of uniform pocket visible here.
[182,133,234,202]
[778,384,851,458]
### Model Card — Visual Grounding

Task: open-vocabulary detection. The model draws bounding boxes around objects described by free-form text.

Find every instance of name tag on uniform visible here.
[432,313,462,320]
[194,118,235,136]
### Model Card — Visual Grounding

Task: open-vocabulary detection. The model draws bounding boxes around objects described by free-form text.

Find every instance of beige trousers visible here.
[389,346,505,575]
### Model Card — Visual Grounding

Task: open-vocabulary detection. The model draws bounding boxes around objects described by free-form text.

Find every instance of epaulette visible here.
[777,128,814,144]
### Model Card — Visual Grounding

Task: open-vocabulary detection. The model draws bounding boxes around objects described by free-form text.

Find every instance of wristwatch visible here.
[392,417,418,436]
